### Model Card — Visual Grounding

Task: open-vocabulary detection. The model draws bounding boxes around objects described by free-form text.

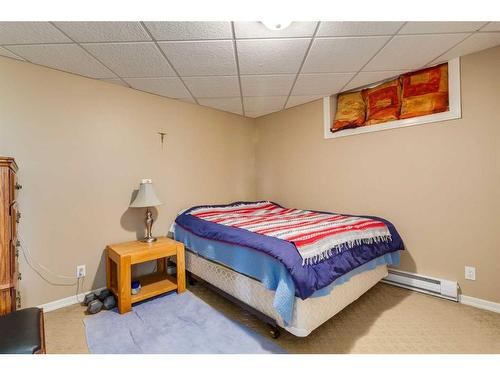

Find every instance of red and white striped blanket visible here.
[189,201,392,265]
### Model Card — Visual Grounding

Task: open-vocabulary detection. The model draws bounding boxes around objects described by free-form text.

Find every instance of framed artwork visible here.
[323,58,461,140]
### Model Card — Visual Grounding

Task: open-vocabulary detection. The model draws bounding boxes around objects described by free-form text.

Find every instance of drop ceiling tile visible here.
[0,46,24,61]
[292,73,355,96]
[343,70,407,91]
[0,22,70,44]
[430,32,500,64]
[237,38,310,74]
[53,22,151,42]
[159,40,237,76]
[399,22,487,35]
[99,78,129,87]
[7,44,115,78]
[302,36,390,73]
[234,22,317,38]
[124,77,191,98]
[83,42,175,77]
[243,96,287,113]
[480,22,500,32]
[317,22,404,37]
[285,95,323,109]
[364,33,469,71]
[183,76,240,98]
[241,74,295,96]
[197,97,243,115]
[144,22,232,40]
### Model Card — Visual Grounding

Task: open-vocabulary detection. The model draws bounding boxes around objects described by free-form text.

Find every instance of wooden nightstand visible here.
[106,237,185,314]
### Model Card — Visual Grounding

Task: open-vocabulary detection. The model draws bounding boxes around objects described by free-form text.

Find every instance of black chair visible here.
[0,307,46,354]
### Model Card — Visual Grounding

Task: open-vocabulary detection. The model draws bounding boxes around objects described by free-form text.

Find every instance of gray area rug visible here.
[84,290,286,354]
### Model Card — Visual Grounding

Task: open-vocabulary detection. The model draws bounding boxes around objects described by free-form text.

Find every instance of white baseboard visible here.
[37,286,105,313]
[37,286,500,316]
[460,294,500,314]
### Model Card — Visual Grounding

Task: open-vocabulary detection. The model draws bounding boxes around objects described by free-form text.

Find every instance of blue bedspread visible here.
[173,223,400,325]
[173,201,404,324]
[175,202,404,297]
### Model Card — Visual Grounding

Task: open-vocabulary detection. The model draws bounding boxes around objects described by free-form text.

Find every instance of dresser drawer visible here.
[0,157,19,314]
[0,288,15,315]
[11,241,19,287]
[9,169,20,203]
[10,203,18,240]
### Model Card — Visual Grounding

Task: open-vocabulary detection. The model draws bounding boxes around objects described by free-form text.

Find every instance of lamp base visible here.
[140,236,157,243]
[142,208,157,243]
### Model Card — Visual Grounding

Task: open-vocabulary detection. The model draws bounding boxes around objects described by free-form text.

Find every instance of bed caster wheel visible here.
[268,325,280,339]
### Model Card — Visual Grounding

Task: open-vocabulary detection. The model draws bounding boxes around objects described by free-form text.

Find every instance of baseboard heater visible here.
[382,268,459,301]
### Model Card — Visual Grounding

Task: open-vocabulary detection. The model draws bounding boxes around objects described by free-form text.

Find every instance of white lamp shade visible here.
[129,179,163,208]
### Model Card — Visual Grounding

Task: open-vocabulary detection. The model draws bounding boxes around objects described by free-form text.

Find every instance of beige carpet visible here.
[44,283,500,354]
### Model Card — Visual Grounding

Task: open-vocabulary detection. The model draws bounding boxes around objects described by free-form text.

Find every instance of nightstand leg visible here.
[176,244,186,293]
[106,254,111,290]
[156,258,166,273]
[117,257,132,314]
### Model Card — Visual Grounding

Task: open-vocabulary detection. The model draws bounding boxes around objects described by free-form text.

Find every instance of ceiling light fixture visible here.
[261,21,293,31]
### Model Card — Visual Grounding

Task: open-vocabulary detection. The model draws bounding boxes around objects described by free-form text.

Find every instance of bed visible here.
[171,201,404,337]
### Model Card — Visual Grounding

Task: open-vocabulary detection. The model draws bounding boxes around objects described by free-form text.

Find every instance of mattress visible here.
[186,250,388,337]
[174,223,400,325]
[175,201,404,305]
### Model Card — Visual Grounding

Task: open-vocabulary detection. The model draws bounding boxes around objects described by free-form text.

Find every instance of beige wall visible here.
[255,46,500,303]
[0,57,256,307]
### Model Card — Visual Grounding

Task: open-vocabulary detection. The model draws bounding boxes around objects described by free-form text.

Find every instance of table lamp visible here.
[129,179,163,243]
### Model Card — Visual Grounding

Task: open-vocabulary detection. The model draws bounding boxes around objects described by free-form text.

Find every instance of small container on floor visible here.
[131,280,141,295]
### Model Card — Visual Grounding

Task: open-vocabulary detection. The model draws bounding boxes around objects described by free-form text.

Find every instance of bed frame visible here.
[187,272,282,338]
[181,248,389,338]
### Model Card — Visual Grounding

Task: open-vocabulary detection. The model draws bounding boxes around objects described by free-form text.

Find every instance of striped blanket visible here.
[189,201,392,265]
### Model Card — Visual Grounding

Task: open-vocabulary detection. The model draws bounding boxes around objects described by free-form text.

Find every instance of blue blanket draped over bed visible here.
[173,223,400,325]
[176,201,403,288]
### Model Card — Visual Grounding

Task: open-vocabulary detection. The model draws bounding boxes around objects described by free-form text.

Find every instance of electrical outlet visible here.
[465,266,476,281]
[76,265,86,278]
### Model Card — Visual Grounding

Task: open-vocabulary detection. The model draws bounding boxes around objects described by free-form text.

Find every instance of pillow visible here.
[362,79,401,125]
[331,91,366,132]
[400,63,449,119]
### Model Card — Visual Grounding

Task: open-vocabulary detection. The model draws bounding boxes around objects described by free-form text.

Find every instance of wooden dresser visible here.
[0,157,21,315]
